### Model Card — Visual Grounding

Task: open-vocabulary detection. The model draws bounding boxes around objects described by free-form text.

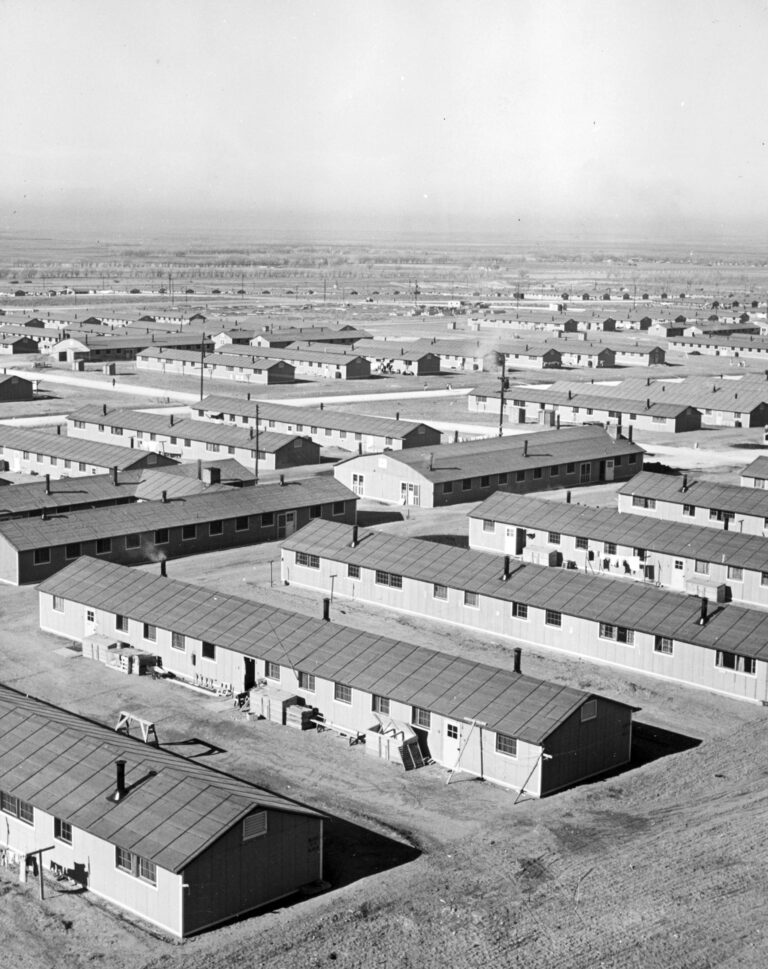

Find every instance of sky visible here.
[2,0,768,242]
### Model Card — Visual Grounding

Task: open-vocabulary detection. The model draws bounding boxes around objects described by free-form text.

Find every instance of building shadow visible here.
[161,738,226,758]
[356,509,404,526]
[417,534,470,548]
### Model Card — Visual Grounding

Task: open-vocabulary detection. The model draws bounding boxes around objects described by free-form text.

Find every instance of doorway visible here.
[243,657,256,691]
[277,511,296,538]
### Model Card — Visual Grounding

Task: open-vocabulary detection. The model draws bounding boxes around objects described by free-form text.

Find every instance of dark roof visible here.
[469,490,768,572]
[0,427,176,471]
[474,386,694,418]
[283,520,768,661]
[68,409,310,454]
[0,685,318,874]
[338,426,643,484]
[217,345,368,367]
[197,395,436,439]
[0,472,139,516]
[740,456,768,479]
[38,558,611,746]
[619,471,768,517]
[0,477,353,551]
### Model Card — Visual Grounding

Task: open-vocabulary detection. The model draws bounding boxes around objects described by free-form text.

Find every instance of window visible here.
[464,590,479,608]
[209,520,223,536]
[54,818,72,844]
[566,462,575,474]
[710,508,734,523]
[533,468,543,480]
[52,595,64,612]
[443,481,453,494]
[171,632,185,651]
[576,536,588,550]
[462,478,472,491]
[545,609,562,627]
[1,792,33,825]
[412,706,431,730]
[115,847,133,873]
[125,533,140,549]
[334,682,352,704]
[372,695,390,715]
[548,531,560,544]
[79,462,87,472]
[332,501,345,516]
[482,519,495,532]
[96,537,111,555]
[235,516,249,531]
[242,812,268,841]
[86,610,95,623]
[295,551,320,569]
[599,623,634,645]
[298,671,315,692]
[604,542,617,556]
[375,570,402,588]
[347,563,360,579]
[115,614,128,632]
[202,641,216,660]
[446,723,459,740]
[495,733,518,757]
[654,636,673,655]
[497,473,508,485]
[511,601,528,620]
[716,651,756,675]
[694,559,710,575]
[63,542,81,560]
[115,848,156,886]
[581,700,597,722]
[727,565,743,581]
[682,504,695,517]
[22,450,29,460]
[632,496,656,509]
[480,475,490,487]
[34,547,50,565]
[143,623,157,642]
[433,583,448,600]
[155,528,169,545]
[516,470,525,482]
[674,559,684,570]
[265,660,280,680]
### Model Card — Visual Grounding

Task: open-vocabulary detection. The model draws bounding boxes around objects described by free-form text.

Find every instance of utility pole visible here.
[499,354,506,437]
[254,404,260,484]
[199,332,205,401]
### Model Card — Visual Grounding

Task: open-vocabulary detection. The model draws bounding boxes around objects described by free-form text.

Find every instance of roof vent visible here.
[107,760,127,803]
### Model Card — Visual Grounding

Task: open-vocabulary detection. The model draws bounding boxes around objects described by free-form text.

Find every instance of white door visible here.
[352,473,365,496]
[444,721,463,765]
[605,458,615,482]
[408,483,420,507]
[84,608,97,637]
[278,511,296,538]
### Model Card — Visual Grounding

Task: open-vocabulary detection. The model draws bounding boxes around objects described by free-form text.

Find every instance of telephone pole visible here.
[498,354,506,437]
[199,332,205,401]
[254,404,260,484]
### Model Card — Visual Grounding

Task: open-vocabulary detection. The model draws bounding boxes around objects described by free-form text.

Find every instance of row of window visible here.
[441,458,637,494]
[34,509,346,567]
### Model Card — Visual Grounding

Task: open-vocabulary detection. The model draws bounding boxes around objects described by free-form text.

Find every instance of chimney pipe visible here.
[102,403,107,416]
[396,411,400,420]
[502,554,510,580]
[699,596,708,625]
[160,559,167,577]
[56,424,61,435]
[351,524,359,548]
[45,473,50,495]
[197,458,202,480]
[523,439,528,457]
[322,597,330,621]
[682,474,688,493]
[566,490,571,503]
[513,647,521,674]
[169,413,174,426]
[109,760,127,803]
[279,473,285,486]
[628,425,633,442]
[428,452,434,471]
[112,465,118,486]
[161,489,167,503]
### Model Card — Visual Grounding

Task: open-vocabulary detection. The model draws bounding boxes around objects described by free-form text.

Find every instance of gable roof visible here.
[284,520,768,662]
[0,427,177,471]
[38,558,613,746]
[619,471,768,517]
[0,685,319,874]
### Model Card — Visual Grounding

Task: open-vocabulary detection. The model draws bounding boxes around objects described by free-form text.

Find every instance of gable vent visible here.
[242,811,268,841]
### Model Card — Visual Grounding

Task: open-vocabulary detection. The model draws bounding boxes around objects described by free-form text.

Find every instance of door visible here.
[84,608,97,638]
[352,473,365,496]
[277,511,296,538]
[515,527,527,555]
[518,408,526,423]
[580,462,592,483]
[605,458,615,482]
[444,721,463,766]
[408,483,420,507]
[243,657,256,691]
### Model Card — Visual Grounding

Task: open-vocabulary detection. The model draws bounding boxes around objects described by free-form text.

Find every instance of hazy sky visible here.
[2,0,768,240]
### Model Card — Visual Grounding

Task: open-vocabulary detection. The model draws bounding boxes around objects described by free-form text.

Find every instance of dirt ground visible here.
[3,307,768,966]
[2,523,768,969]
